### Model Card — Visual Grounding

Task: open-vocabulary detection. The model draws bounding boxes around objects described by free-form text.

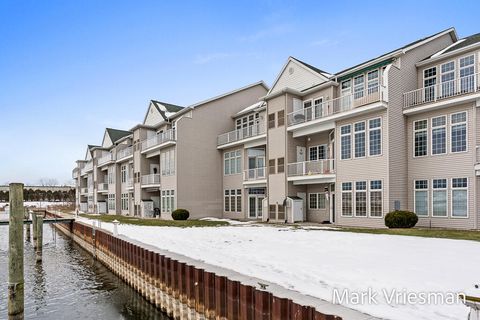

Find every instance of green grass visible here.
[79,214,229,227]
[334,227,480,242]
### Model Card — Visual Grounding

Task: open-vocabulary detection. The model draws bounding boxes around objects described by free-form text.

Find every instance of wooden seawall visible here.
[49,213,343,320]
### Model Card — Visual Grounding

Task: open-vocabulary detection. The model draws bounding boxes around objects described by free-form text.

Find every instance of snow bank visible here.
[0,201,70,209]
[79,217,477,320]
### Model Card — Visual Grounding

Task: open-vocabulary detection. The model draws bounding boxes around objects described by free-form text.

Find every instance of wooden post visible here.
[8,183,24,320]
[35,213,43,263]
[32,211,37,247]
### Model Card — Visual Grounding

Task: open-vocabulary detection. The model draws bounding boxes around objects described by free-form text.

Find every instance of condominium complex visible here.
[73,27,480,229]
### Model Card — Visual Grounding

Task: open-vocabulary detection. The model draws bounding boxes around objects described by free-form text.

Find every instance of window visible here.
[224,150,241,175]
[108,194,115,210]
[161,149,175,176]
[355,181,367,217]
[108,169,115,184]
[121,193,129,211]
[277,110,285,127]
[440,61,455,97]
[414,180,428,216]
[367,70,379,94]
[236,113,259,130]
[452,178,467,217]
[353,75,365,99]
[370,180,383,217]
[309,193,326,210]
[451,112,467,153]
[277,158,284,173]
[341,182,353,216]
[340,125,351,160]
[368,118,382,156]
[269,204,276,219]
[161,190,175,213]
[268,159,276,175]
[268,113,275,129]
[431,116,446,155]
[313,97,323,118]
[354,122,366,158]
[432,179,447,217]
[224,189,241,213]
[414,120,428,157]
[309,145,327,161]
[459,55,475,92]
[121,165,127,183]
[424,67,437,101]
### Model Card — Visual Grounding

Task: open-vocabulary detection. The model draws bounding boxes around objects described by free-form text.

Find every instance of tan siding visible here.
[271,60,327,94]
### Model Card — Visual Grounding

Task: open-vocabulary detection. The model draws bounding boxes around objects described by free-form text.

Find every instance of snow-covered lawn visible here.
[0,201,70,209]
[79,217,478,320]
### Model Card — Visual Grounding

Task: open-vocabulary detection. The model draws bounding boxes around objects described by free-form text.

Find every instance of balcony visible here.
[217,123,266,149]
[117,146,133,162]
[287,159,336,185]
[81,161,93,175]
[404,73,480,114]
[72,168,79,179]
[141,129,176,154]
[287,86,387,137]
[97,183,108,193]
[98,153,115,167]
[141,174,161,188]
[243,167,267,185]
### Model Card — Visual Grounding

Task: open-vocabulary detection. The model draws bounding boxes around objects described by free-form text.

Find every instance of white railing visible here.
[217,123,265,146]
[287,86,385,126]
[243,167,266,181]
[117,146,133,160]
[141,129,176,151]
[404,73,479,109]
[287,159,335,177]
[98,183,108,192]
[98,153,114,166]
[127,178,134,188]
[141,174,161,186]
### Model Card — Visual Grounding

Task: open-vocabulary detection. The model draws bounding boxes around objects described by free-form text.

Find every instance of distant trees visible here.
[38,178,59,187]
[0,188,75,203]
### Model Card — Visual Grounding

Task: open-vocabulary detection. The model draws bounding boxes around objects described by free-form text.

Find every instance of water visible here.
[0,214,169,320]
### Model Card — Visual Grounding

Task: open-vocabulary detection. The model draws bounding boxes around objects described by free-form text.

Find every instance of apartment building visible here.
[73,27,479,229]
[73,82,268,219]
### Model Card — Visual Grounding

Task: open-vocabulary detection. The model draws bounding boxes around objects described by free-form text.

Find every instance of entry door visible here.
[297,146,306,162]
[248,195,264,219]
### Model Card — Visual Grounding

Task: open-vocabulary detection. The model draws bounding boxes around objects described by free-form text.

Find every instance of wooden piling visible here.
[35,213,43,263]
[8,183,24,320]
[32,211,37,246]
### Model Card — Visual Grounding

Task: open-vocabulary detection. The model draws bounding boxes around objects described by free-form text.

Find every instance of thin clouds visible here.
[193,52,263,65]
[309,38,340,47]
[238,24,293,42]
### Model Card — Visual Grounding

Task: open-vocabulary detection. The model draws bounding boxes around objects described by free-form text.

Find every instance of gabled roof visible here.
[142,100,184,126]
[443,32,480,54]
[334,27,457,78]
[105,128,132,144]
[290,57,331,78]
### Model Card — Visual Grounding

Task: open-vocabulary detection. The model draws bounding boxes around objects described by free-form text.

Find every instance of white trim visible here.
[431,178,448,217]
[430,115,447,156]
[308,192,327,210]
[413,119,428,158]
[368,117,382,157]
[354,181,367,217]
[340,124,352,160]
[450,110,468,154]
[340,182,353,217]
[353,121,366,159]
[368,179,384,218]
[451,177,469,218]
[414,179,429,217]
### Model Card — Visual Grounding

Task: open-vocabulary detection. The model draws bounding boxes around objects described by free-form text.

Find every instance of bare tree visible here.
[38,178,59,186]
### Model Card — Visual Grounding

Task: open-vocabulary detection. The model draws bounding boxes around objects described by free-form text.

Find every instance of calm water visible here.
[0,213,169,320]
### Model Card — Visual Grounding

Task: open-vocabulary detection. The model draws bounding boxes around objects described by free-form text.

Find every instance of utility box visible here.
[286,196,304,223]
[141,200,154,217]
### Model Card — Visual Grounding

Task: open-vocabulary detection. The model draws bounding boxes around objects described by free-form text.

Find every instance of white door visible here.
[297,192,306,220]
[297,146,306,162]
[248,195,265,219]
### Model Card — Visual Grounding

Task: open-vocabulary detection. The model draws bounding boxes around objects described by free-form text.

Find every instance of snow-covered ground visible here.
[78,217,478,320]
[0,201,70,209]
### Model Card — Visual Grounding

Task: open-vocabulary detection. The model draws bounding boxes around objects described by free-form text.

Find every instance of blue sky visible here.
[0,0,477,185]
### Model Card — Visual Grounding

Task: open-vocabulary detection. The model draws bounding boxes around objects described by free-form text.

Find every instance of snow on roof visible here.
[234,101,266,117]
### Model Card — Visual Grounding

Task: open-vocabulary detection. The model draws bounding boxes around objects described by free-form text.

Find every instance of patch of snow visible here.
[0,201,70,209]
[78,218,477,320]
[234,101,265,116]
[200,217,256,225]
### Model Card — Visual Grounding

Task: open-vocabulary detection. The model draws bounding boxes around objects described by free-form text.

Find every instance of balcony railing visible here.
[287,159,335,177]
[287,86,385,126]
[404,73,480,109]
[98,183,108,192]
[243,167,266,181]
[217,123,265,146]
[98,153,114,166]
[141,174,161,186]
[117,146,133,160]
[141,129,175,151]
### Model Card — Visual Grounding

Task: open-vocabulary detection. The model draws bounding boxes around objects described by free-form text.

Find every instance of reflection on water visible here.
[0,215,169,320]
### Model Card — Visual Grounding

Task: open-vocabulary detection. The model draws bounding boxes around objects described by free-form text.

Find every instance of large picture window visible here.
[355,181,367,217]
[354,122,366,158]
[423,67,437,102]
[341,125,351,160]
[432,179,447,217]
[368,118,382,156]
[341,182,353,216]
[451,112,467,153]
[431,116,446,155]
[309,145,327,161]
[370,180,383,217]
[459,55,475,92]
[440,61,455,97]
[161,190,175,213]
[224,150,241,175]
[414,180,428,216]
[224,189,242,213]
[308,193,326,210]
[161,149,175,176]
[414,120,428,157]
[452,178,467,217]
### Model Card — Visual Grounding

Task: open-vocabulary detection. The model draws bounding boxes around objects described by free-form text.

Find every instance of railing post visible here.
[8,183,24,320]
[35,213,44,263]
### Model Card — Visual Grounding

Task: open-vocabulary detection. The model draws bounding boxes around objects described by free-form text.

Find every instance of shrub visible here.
[172,209,190,220]
[385,210,418,228]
